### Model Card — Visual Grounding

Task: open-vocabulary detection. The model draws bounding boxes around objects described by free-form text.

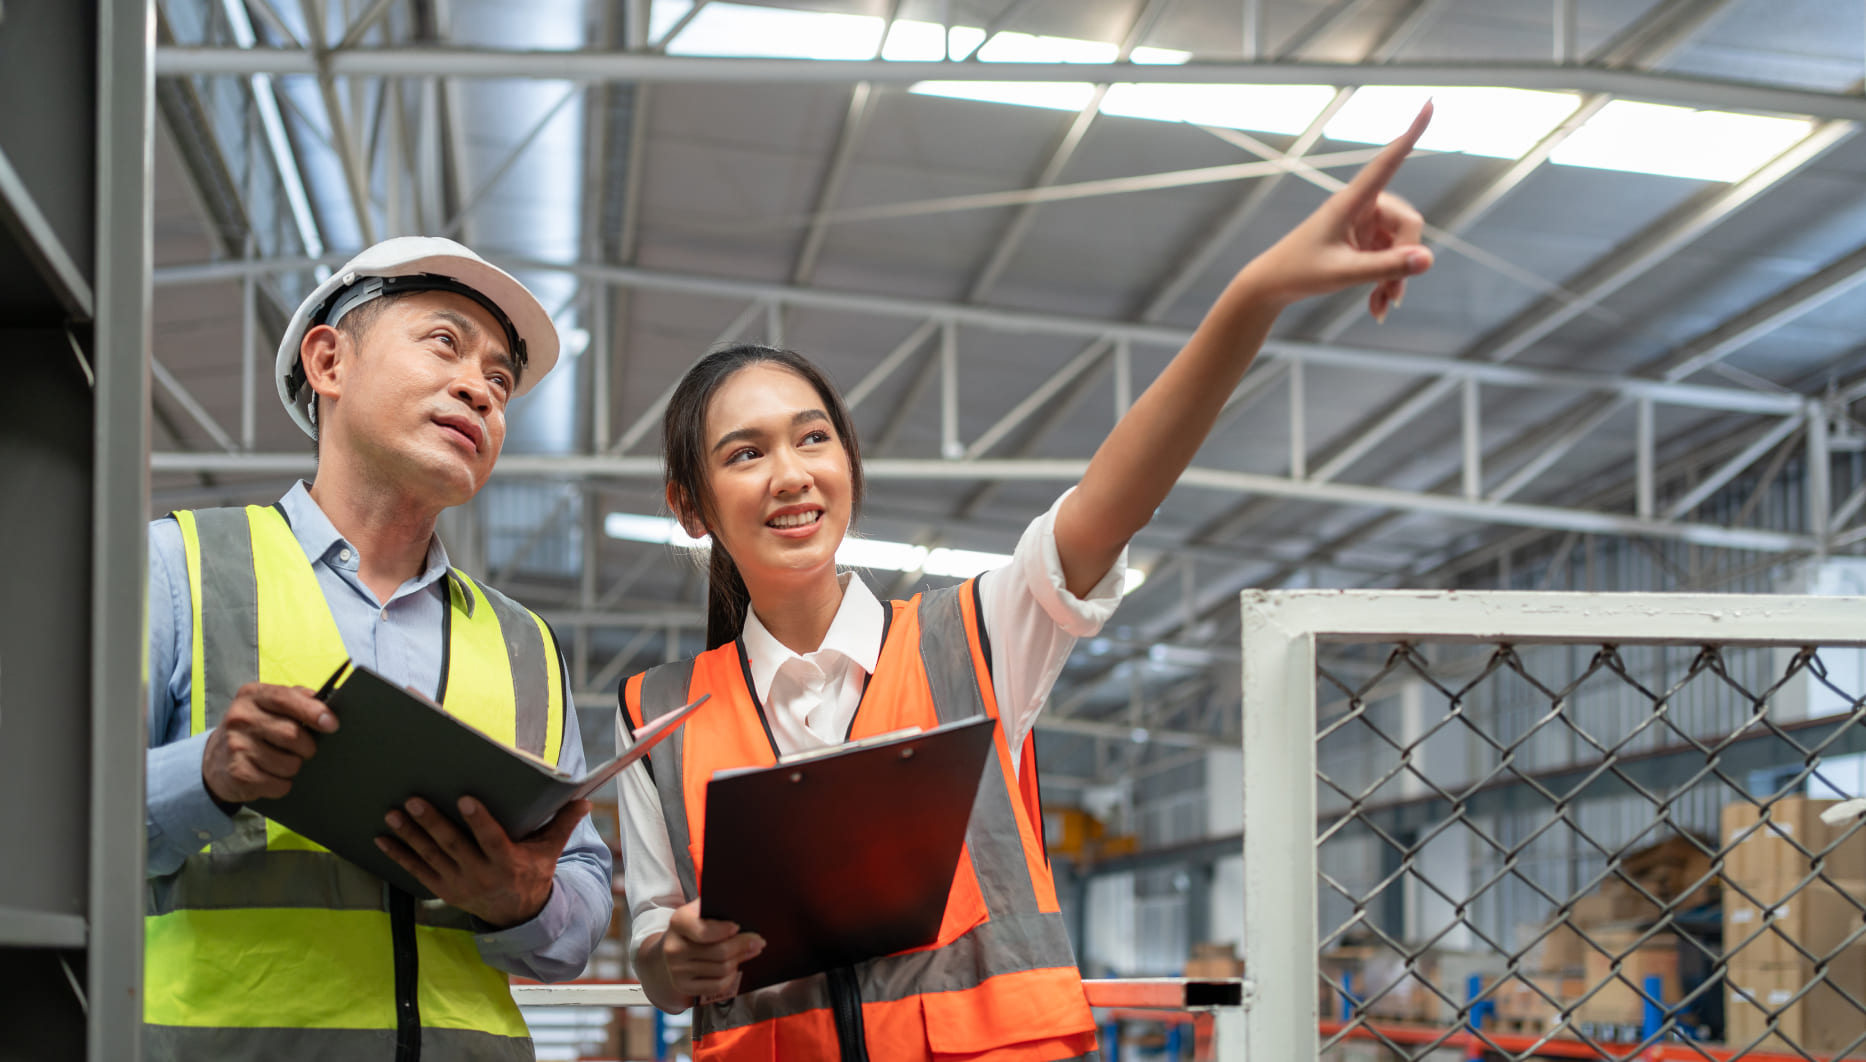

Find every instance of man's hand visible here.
[656,898,765,1006]
[376,796,589,928]
[201,682,339,805]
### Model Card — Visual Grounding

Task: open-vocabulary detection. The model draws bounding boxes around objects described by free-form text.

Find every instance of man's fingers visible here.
[1339,100,1431,212]
[404,798,481,864]
[249,684,339,733]
[385,807,459,873]
[224,753,293,799]
[235,736,307,780]
[375,835,445,894]
[457,797,516,857]
[250,713,319,760]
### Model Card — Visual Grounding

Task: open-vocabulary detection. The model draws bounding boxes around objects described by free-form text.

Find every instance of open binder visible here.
[699,715,999,992]
[250,660,708,899]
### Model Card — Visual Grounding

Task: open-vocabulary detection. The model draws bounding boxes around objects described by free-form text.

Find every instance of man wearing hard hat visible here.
[142,238,612,1060]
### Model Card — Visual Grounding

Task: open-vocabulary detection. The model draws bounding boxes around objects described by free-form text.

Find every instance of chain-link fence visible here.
[1239,590,1866,1062]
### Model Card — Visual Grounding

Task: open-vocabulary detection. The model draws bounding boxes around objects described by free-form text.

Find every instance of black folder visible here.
[249,660,708,899]
[699,715,999,992]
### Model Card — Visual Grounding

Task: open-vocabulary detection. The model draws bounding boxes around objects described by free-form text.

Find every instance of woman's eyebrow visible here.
[711,409,829,453]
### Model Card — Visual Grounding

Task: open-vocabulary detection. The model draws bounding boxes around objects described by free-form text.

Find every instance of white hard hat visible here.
[274,236,560,438]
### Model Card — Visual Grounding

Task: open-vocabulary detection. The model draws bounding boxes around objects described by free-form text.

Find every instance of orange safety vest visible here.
[621,580,1099,1061]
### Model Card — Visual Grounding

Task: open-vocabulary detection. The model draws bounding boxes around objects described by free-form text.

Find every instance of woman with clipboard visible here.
[617,105,1437,1060]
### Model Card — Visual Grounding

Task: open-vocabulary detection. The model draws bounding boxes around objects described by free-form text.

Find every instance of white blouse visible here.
[614,489,1128,962]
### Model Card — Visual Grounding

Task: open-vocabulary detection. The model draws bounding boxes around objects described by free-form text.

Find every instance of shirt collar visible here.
[277,481,460,608]
[741,572,885,701]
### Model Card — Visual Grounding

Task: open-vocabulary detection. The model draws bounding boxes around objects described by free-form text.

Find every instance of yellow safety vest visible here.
[144,505,566,1061]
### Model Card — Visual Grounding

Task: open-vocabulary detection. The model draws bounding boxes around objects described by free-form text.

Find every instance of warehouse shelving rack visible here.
[0,0,152,1057]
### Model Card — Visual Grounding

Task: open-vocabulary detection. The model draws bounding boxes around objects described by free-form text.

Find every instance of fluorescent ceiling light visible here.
[1100,83,1338,135]
[1326,86,1583,160]
[1550,99,1815,182]
[655,4,1814,185]
[606,512,1145,593]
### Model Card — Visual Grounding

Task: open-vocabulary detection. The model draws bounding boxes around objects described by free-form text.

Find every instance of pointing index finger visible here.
[1340,99,1433,211]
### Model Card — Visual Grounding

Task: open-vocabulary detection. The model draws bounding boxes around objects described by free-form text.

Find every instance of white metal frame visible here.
[1236,589,1866,1062]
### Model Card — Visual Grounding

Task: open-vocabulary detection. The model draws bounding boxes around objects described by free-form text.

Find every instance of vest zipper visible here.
[826,965,870,1062]
[390,887,422,1061]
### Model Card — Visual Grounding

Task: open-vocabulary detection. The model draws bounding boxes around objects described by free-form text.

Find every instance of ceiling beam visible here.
[143,256,1807,415]
[149,451,1812,552]
[788,0,901,286]
[149,53,1866,120]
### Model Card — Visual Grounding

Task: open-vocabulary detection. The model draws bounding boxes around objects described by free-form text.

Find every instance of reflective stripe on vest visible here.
[145,505,565,1060]
[622,581,1098,1062]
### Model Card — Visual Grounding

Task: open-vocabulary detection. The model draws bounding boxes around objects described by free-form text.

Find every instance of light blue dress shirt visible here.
[144,482,612,982]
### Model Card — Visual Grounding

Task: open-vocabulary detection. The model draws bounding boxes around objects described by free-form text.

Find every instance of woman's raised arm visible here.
[1053,104,1436,596]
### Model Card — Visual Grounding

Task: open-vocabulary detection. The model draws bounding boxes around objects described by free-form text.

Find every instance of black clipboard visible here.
[699,715,998,992]
[249,660,708,899]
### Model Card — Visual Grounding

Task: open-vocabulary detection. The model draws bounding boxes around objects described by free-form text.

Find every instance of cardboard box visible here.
[1722,799,1866,900]
[1523,922,1590,973]
[1185,940,1244,980]
[1495,975,1585,1028]
[1320,945,1442,1023]
[1621,834,1719,911]
[1571,882,1663,928]
[607,1009,658,1060]
[1725,946,1866,1057]
[1725,878,1866,967]
[1576,929,1680,1026]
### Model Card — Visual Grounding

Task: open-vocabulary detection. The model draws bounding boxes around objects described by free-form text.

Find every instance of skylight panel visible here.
[1550,100,1815,182]
[974,31,1119,64]
[908,81,1100,112]
[1130,45,1193,64]
[665,1,884,60]
[1326,86,1582,160]
[879,19,986,61]
[1100,83,1339,135]
[648,0,693,45]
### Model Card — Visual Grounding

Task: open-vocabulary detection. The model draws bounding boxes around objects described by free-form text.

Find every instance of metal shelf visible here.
[0,907,86,950]
[0,139,93,321]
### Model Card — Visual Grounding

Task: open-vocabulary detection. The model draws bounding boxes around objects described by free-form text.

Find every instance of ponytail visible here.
[705,542,752,651]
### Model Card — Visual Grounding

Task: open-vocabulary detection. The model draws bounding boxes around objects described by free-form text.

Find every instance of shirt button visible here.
[338,548,352,562]
[379,608,389,621]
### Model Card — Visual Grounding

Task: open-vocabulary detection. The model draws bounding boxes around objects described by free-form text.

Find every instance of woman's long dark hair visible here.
[662,344,865,650]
